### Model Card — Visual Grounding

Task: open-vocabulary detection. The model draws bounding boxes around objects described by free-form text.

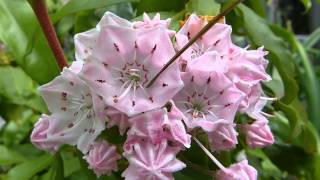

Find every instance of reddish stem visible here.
[31,0,68,70]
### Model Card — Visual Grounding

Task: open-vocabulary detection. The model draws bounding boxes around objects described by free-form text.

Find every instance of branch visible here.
[31,0,68,70]
[146,0,242,88]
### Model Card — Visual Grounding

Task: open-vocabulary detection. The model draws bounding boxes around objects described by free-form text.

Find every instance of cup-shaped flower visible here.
[128,101,191,148]
[75,12,133,61]
[30,114,61,153]
[208,122,238,152]
[226,46,271,87]
[173,53,244,132]
[176,14,232,65]
[84,140,120,177]
[122,140,186,180]
[79,20,183,116]
[38,68,106,153]
[242,120,274,149]
[216,160,257,180]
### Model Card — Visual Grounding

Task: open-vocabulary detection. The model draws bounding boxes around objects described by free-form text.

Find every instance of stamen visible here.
[260,96,278,101]
[260,111,275,118]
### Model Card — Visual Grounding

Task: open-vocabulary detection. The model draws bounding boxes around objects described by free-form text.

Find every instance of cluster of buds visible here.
[31,12,275,179]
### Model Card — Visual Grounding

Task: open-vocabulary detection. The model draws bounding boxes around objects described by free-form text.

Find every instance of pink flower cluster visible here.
[31,12,275,179]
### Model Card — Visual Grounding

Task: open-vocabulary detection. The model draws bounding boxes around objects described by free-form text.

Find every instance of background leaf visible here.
[0,0,59,84]
[236,4,299,104]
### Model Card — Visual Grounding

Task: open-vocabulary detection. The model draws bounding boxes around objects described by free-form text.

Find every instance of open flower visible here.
[84,140,120,177]
[226,46,271,87]
[242,120,274,149]
[122,140,186,180]
[80,19,183,116]
[75,12,133,61]
[173,53,244,132]
[216,160,258,180]
[30,114,61,153]
[208,122,238,152]
[128,101,191,148]
[176,14,232,66]
[39,68,106,153]
[133,13,175,37]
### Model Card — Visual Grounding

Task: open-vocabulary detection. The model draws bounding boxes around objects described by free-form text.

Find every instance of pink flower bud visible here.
[84,140,120,177]
[30,114,60,153]
[208,123,238,152]
[242,120,274,149]
[216,160,257,180]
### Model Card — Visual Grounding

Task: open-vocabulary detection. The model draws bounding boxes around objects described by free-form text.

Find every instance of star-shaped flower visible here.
[175,14,232,66]
[128,101,191,148]
[216,160,257,180]
[122,140,186,180]
[80,17,183,116]
[39,67,106,153]
[173,53,244,132]
[84,140,120,177]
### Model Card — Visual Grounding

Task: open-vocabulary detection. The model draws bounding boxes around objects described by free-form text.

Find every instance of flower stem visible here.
[146,0,242,88]
[31,0,68,70]
[193,137,227,171]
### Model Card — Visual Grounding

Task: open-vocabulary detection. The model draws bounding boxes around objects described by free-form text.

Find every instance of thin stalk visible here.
[31,0,68,70]
[193,137,226,171]
[146,0,242,88]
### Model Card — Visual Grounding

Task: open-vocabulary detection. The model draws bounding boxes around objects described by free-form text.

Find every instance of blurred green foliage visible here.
[0,0,320,179]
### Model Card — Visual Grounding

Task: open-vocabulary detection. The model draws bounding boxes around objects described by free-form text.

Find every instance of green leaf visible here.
[7,154,53,180]
[0,145,26,166]
[244,0,266,18]
[300,0,312,11]
[136,0,186,15]
[186,0,221,16]
[0,0,59,84]
[42,153,64,180]
[236,4,298,104]
[303,27,320,49]
[274,99,319,154]
[0,66,46,112]
[52,0,139,22]
[269,24,320,129]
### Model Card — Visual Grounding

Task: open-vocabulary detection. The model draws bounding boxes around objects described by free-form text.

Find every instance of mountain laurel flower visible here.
[84,140,120,177]
[79,19,183,116]
[39,68,106,153]
[30,10,274,179]
[176,14,232,66]
[74,12,133,61]
[174,54,244,132]
[122,140,186,180]
[216,160,258,180]
[128,101,191,148]
[208,122,238,152]
[30,114,61,153]
[242,120,274,149]
[133,13,175,37]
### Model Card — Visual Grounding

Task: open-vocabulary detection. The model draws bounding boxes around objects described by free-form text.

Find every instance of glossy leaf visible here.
[186,0,221,16]
[236,4,299,104]
[0,145,26,166]
[300,0,312,11]
[304,27,320,49]
[7,154,53,180]
[0,0,59,84]
[52,0,139,22]
[0,66,47,112]
[136,0,186,15]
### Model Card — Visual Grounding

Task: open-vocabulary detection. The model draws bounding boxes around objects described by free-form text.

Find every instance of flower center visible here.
[128,68,141,82]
